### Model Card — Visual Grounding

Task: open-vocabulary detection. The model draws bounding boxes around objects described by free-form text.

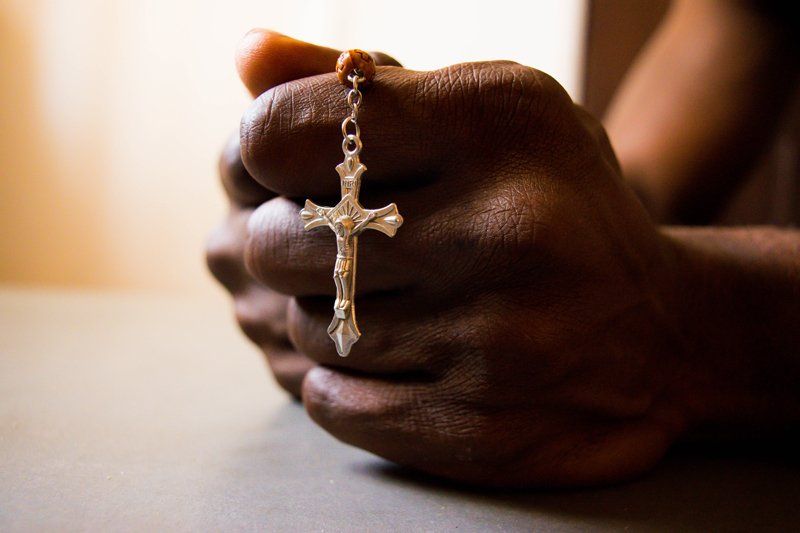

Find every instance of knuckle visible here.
[233,296,288,344]
[267,351,312,399]
[240,79,333,191]
[240,89,276,179]
[302,366,345,423]
[423,61,572,146]
[218,133,241,177]
[284,298,318,356]
[303,367,399,425]
[240,85,288,184]
[233,298,267,342]
[244,198,326,290]
[205,220,245,290]
[243,199,287,286]
[219,132,271,206]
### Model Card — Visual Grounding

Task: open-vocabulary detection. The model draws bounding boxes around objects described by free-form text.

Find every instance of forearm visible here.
[663,226,800,436]
[606,0,799,223]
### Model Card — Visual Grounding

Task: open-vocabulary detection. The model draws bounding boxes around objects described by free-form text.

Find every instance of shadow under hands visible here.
[354,437,800,532]
[212,400,799,531]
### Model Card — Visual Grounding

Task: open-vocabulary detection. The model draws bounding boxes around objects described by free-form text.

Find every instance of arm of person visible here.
[605,0,800,223]
[664,226,800,435]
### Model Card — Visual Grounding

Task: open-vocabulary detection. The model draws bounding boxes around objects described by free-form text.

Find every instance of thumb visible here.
[236,29,402,98]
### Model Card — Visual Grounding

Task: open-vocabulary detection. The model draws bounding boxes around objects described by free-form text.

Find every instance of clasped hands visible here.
[207,30,708,487]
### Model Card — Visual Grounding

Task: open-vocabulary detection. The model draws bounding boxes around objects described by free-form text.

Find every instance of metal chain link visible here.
[341,71,366,159]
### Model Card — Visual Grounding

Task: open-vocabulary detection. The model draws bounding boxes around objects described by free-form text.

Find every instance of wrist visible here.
[660,227,800,439]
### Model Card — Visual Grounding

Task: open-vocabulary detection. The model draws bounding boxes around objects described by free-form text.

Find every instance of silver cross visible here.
[300,155,402,356]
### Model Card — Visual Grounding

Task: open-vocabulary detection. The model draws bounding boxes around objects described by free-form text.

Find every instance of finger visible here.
[236,29,401,98]
[228,31,402,206]
[219,132,274,207]
[302,365,430,448]
[243,195,425,297]
[243,175,542,301]
[264,346,315,399]
[236,30,339,98]
[303,367,476,480]
[240,61,564,198]
[233,284,291,345]
[234,284,314,398]
[206,212,292,342]
[227,31,350,207]
[286,295,452,375]
[304,367,674,487]
[241,65,432,198]
[206,208,253,294]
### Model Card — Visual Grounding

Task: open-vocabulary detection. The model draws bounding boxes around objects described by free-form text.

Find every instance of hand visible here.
[206,32,401,398]
[236,35,699,487]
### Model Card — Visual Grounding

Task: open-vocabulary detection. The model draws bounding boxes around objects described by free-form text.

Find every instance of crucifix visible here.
[300,156,402,356]
[299,53,403,356]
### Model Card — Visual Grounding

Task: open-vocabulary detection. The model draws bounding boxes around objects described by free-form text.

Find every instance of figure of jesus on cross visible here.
[300,156,403,356]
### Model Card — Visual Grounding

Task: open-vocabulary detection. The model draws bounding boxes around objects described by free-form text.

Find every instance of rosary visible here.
[299,50,403,357]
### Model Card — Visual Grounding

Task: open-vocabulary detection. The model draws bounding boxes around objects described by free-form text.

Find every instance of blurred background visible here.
[0,0,589,295]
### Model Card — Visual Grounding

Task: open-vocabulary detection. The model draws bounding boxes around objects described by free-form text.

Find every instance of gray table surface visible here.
[1,286,798,532]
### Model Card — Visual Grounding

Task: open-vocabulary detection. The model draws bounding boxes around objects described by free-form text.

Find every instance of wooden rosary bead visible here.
[336,49,376,85]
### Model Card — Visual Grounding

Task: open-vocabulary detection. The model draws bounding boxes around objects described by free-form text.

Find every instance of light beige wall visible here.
[0,0,586,294]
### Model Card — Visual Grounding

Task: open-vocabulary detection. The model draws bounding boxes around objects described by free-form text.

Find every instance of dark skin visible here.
[206,2,800,487]
[607,0,800,223]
